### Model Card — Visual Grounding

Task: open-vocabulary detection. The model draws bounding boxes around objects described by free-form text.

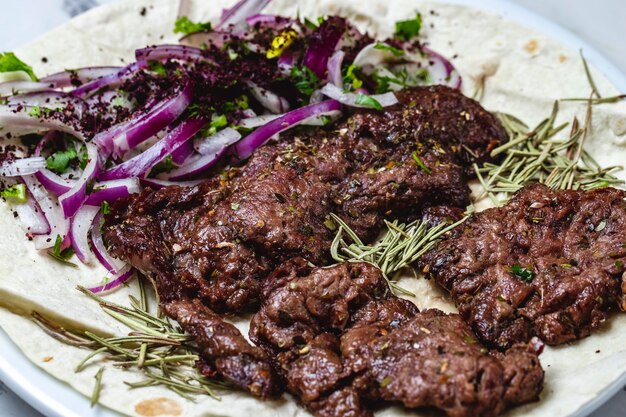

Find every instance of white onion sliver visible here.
[194,128,242,156]
[22,175,70,249]
[320,84,398,109]
[246,81,290,114]
[327,50,345,87]
[0,157,46,177]
[0,105,86,140]
[13,194,50,236]
[70,205,100,265]
[239,115,281,129]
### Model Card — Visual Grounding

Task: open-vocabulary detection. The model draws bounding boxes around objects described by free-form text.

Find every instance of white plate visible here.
[1,1,625,417]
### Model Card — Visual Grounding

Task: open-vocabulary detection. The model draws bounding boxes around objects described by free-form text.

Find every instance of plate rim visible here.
[1,1,625,417]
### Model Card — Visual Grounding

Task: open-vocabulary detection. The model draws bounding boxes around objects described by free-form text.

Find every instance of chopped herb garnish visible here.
[1,184,27,203]
[150,155,175,176]
[0,52,37,80]
[373,42,405,56]
[510,264,534,283]
[615,260,624,270]
[412,151,432,174]
[230,202,240,210]
[173,16,212,35]
[291,66,320,96]
[355,93,383,111]
[394,13,422,41]
[28,105,41,118]
[379,376,392,387]
[46,147,78,174]
[343,64,363,90]
[47,235,77,267]
[147,60,167,76]
[101,201,110,215]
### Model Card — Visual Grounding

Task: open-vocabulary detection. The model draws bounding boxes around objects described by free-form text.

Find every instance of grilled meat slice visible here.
[164,299,280,399]
[250,261,544,417]
[419,183,626,349]
[103,86,507,399]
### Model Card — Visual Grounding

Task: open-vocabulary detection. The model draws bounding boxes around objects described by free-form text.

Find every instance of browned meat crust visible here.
[250,261,544,417]
[103,86,507,398]
[419,183,626,350]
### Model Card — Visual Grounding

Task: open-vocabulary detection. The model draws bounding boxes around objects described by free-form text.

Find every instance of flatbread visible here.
[1,0,625,416]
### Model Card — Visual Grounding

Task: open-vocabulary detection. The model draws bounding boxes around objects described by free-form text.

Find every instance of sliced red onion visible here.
[0,80,51,96]
[99,117,206,181]
[85,178,141,206]
[34,169,73,196]
[140,177,204,189]
[40,67,121,89]
[0,105,85,140]
[22,175,70,249]
[14,192,50,236]
[242,108,257,118]
[278,50,295,75]
[160,149,227,181]
[170,139,194,165]
[352,42,401,69]
[420,46,462,89]
[233,99,342,161]
[71,64,138,97]
[193,127,241,155]
[246,13,278,26]
[160,127,242,180]
[70,204,100,264]
[302,17,346,78]
[246,81,290,114]
[87,265,135,293]
[91,211,125,274]
[6,91,87,117]
[96,83,193,158]
[0,157,46,177]
[327,50,345,87]
[216,0,271,29]
[320,84,398,109]
[58,143,100,219]
[135,45,208,68]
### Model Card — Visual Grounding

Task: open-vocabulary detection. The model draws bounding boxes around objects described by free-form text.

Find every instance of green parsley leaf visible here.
[303,17,319,30]
[150,155,175,176]
[343,64,363,90]
[46,148,78,174]
[174,16,212,35]
[211,114,228,129]
[1,184,27,203]
[0,52,37,81]
[28,105,41,118]
[101,201,111,215]
[147,60,167,76]
[47,235,77,267]
[412,151,432,174]
[291,66,320,97]
[355,93,383,111]
[394,13,422,40]
[511,264,535,283]
[373,42,405,57]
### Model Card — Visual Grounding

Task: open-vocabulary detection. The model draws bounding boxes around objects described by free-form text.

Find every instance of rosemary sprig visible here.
[31,279,230,402]
[91,367,105,407]
[330,214,467,295]
[474,100,623,204]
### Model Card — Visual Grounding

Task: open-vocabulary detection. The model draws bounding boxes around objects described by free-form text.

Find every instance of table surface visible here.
[1,0,625,416]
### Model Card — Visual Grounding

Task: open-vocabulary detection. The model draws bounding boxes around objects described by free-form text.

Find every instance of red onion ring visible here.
[233,99,342,161]
[87,265,135,293]
[99,117,206,180]
[90,211,125,274]
[216,0,271,29]
[22,175,70,249]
